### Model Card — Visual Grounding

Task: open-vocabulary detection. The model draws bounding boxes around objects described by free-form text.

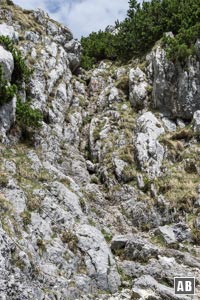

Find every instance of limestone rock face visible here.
[112,235,158,263]
[76,224,121,292]
[129,67,149,109]
[0,23,18,41]
[0,45,14,81]
[65,39,81,71]
[0,45,15,139]
[151,45,200,119]
[157,223,192,245]
[135,111,165,178]
[0,96,16,141]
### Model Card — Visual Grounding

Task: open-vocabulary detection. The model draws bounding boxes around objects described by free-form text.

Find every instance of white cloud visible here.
[13,0,129,39]
[14,0,46,10]
[51,0,129,38]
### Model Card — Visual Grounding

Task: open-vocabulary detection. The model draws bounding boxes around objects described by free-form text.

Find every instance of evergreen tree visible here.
[81,0,200,68]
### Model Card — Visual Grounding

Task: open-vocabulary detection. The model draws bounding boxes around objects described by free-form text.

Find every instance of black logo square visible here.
[174,277,195,295]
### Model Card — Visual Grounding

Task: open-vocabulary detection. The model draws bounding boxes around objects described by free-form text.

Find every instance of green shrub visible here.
[12,49,32,83]
[0,64,17,105]
[163,23,200,61]
[81,30,117,69]
[0,36,32,106]
[0,35,32,83]
[16,99,43,128]
[0,36,13,51]
[0,36,42,132]
[116,0,200,61]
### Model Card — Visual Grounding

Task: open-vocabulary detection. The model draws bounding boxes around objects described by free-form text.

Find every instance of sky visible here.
[13,0,130,39]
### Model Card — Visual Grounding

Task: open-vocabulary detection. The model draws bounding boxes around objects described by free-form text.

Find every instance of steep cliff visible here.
[0,1,200,300]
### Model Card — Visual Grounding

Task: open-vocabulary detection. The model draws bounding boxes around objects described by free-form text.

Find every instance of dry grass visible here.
[157,125,200,213]
[115,75,129,95]
[8,6,44,34]
[117,145,135,164]
[156,163,198,213]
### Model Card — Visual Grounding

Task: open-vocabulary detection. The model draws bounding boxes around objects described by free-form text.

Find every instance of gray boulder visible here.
[125,238,158,263]
[76,224,121,293]
[135,112,165,178]
[129,67,149,109]
[111,235,130,251]
[157,225,177,245]
[157,223,192,246]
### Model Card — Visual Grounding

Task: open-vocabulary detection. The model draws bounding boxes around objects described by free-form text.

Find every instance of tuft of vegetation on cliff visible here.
[0,64,17,105]
[0,36,42,129]
[0,36,32,84]
[81,0,200,69]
